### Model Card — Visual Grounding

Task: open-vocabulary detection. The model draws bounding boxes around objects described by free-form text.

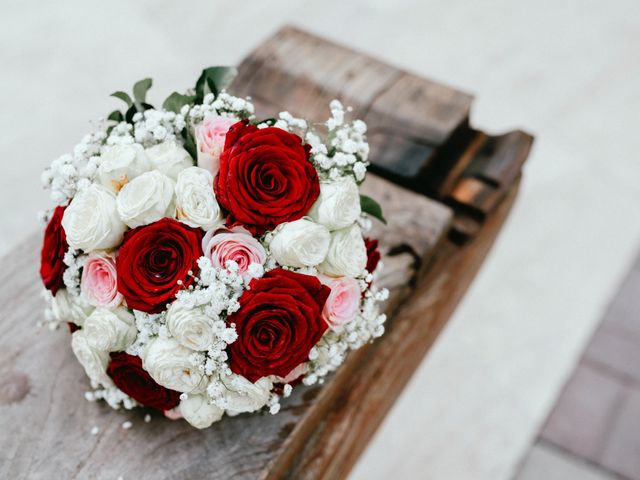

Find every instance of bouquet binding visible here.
[39,67,388,429]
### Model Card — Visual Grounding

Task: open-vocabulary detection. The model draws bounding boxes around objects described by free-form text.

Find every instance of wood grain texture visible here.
[232,25,474,187]
[0,174,451,480]
[232,26,533,245]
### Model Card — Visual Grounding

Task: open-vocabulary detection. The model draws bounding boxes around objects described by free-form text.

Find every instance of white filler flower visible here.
[62,184,126,251]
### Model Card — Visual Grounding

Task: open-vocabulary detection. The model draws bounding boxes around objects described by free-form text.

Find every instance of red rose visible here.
[214,121,320,235]
[107,352,180,412]
[364,237,381,274]
[116,218,203,314]
[227,268,330,382]
[40,206,68,296]
[67,322,80,333]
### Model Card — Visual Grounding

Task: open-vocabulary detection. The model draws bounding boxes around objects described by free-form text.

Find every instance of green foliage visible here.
[254,118,277,126]
[107,67,238,128]
[133,78,153,105]
[360,194,387,224]
[110,91,132,107]
[182,127,198,161]
[109,77,155,125]
[107,110,124,122]
[163,92,196,113]
[195,67,238,103]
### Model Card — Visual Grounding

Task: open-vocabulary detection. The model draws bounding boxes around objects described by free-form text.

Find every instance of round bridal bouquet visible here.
[39,67,388,429]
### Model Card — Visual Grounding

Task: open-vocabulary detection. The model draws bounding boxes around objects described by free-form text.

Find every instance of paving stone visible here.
[584,323,640,384]
[602,265,640,338]
[516,442,617,480]
[599,387,640,479]
[541,363,625,460]
[605,301,640,339]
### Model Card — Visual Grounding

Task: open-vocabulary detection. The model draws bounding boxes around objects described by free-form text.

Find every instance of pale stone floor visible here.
[516,253,640,479]
[1,1,639,478]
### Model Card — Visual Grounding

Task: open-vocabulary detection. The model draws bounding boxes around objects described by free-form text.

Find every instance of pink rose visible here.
[164,407,183,420]
[195,115,237,176]
[81,252,123,308]
[202,226,266,278]
[319,275,361,329]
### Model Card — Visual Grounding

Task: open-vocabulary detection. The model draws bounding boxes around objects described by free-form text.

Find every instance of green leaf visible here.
[182,127,197,161]
[163,92,196,113]
[125,104,138,124]
[133,78,153,104]
[255,117,277,126]
[195,66,238,103]
[360,194,387,224]
[107,110,124,122]
[110,91,132,107]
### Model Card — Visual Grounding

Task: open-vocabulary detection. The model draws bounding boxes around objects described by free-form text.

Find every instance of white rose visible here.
[71,330,113,388]
[83,307,136,352]
[222,374,272,415]
[116,170,175,228]
[175,167,223,230]
[179,394,224,429]
[97,144,150,192]
[51,289,93,327]
[308,177,361,231]
[62,184,126,251]
[318,224,367,277]
[145,141,193,180]
[270,219,330,268]
[166,302,216,351]
[143,337,207,393]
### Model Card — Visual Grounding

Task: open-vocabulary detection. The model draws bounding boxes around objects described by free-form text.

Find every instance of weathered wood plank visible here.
[0,174,451,480]
[233,26,401,123]
[232,25,474,186]
[232,26,532,246]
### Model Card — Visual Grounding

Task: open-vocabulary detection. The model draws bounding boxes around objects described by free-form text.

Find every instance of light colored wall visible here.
[1,1,639,478]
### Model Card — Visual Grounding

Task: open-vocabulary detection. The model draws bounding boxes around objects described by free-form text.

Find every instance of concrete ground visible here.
[517,253,640,479]
[1,1,639,478]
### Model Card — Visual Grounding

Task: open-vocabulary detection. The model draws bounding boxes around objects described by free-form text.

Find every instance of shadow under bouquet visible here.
[39,67,388,429]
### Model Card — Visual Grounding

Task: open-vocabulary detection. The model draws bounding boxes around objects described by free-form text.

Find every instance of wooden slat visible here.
[464,131,534,188]
[448,131,533,221]
[364,72,474,145]
[232,26,532,246]
[233,27,401,123]
[232,26,474,186]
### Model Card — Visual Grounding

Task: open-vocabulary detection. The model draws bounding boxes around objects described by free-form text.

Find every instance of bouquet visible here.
[39,67,388,429]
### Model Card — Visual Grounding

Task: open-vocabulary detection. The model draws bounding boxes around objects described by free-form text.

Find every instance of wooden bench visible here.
[0,26,532,480]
